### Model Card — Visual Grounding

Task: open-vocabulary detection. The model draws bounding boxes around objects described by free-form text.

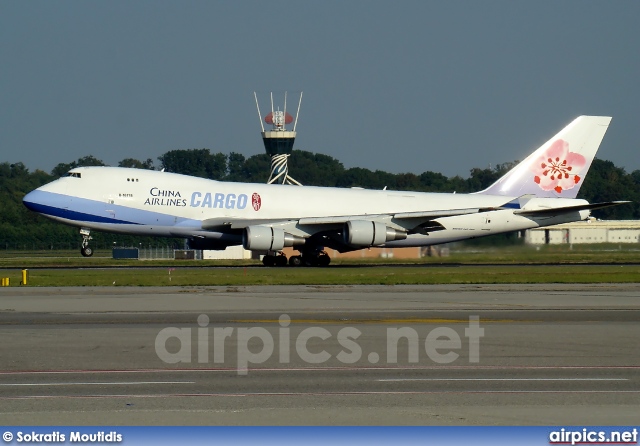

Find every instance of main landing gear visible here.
[261,252,288,267]
[261,249,331,267]
[80,228,94,257]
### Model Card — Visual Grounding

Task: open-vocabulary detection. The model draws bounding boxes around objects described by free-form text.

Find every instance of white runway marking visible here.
[0,365,638,375]
[378,378,628,382]
[2,389,640,400]
[0,381,195,386]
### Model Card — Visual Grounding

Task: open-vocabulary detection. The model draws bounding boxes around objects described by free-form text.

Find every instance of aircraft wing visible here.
[200,207,495,234]
[185,200,630,244]
[298,207,484,224]
[201,218,299,231]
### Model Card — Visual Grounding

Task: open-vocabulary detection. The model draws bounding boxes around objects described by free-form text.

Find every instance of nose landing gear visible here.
[80,228,94,257]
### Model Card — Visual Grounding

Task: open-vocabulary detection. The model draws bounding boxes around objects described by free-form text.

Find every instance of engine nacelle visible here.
[242,226,305,251]
[343,220,407,247]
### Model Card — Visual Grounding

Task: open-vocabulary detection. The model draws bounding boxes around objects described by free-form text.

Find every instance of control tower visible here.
[254,91,303,185]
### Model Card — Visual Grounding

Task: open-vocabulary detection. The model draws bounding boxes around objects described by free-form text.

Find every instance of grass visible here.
[0,244,639,268]
[0,245,638,286]
[0,264,638,287]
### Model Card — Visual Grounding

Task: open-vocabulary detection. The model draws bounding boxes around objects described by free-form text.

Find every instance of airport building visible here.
[524,220,640,245]
[203,245,253,260]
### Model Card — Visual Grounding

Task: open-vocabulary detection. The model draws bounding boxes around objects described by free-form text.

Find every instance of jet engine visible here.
[242,226,305,251]
[343,220,407,247]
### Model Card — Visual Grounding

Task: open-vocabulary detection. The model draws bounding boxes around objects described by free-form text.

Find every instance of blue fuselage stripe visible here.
[22,190,197,227]
[23,201,139,225]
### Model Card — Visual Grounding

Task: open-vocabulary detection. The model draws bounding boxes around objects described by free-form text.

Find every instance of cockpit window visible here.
[65,172,81,178]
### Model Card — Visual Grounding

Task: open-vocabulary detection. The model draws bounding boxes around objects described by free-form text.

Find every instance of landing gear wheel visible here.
[300,249,331,267]
[288,255,302,267]
[317,252,330,267]
[79,228,93,257]
[263,253,288,267]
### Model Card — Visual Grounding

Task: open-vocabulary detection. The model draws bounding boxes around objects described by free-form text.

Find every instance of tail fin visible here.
[478,116,612,198]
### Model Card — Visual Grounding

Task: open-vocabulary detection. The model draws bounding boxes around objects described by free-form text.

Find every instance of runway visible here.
[0,284,638,425]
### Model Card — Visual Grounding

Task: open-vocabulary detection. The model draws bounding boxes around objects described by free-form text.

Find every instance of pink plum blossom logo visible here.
[531,139,586,194]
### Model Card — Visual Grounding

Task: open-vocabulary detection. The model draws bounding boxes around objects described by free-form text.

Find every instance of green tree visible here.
[394,173,421,191]
[240,154,271,183]
[118,158,155,170]
[418,171,451,192]
[336,167,376,188]
[287,151,345,186]
[51,155,106,178]
[158,149,227,180]
[467,167,500,192]
[226,152,246,182]
[578,159,638,219]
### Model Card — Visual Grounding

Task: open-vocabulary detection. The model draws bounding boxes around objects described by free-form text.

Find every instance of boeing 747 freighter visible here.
[23,116,628,266]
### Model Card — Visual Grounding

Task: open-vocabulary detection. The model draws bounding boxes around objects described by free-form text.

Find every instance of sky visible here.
[2,1,639,178]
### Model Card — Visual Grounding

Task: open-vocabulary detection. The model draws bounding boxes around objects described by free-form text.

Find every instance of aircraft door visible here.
[104,193,117,219]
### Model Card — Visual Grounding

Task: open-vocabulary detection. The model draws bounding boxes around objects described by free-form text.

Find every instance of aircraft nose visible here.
[23,179,71,218]
[22,188,55,214]
[22,189,40,212]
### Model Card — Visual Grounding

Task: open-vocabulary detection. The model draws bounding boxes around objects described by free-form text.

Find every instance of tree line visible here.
[1,149,638,249]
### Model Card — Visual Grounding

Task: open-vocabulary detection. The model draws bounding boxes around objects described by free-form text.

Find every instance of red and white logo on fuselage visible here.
[252,192,261,211]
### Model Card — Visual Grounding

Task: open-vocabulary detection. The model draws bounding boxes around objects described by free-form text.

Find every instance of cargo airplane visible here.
[23,116,628,266]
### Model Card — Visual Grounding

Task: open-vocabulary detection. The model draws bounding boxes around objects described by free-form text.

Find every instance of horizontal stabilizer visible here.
[514,201,630,217]
[500,194,536,210]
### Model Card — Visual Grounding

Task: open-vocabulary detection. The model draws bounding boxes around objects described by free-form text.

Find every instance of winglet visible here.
[478,116,612,198]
